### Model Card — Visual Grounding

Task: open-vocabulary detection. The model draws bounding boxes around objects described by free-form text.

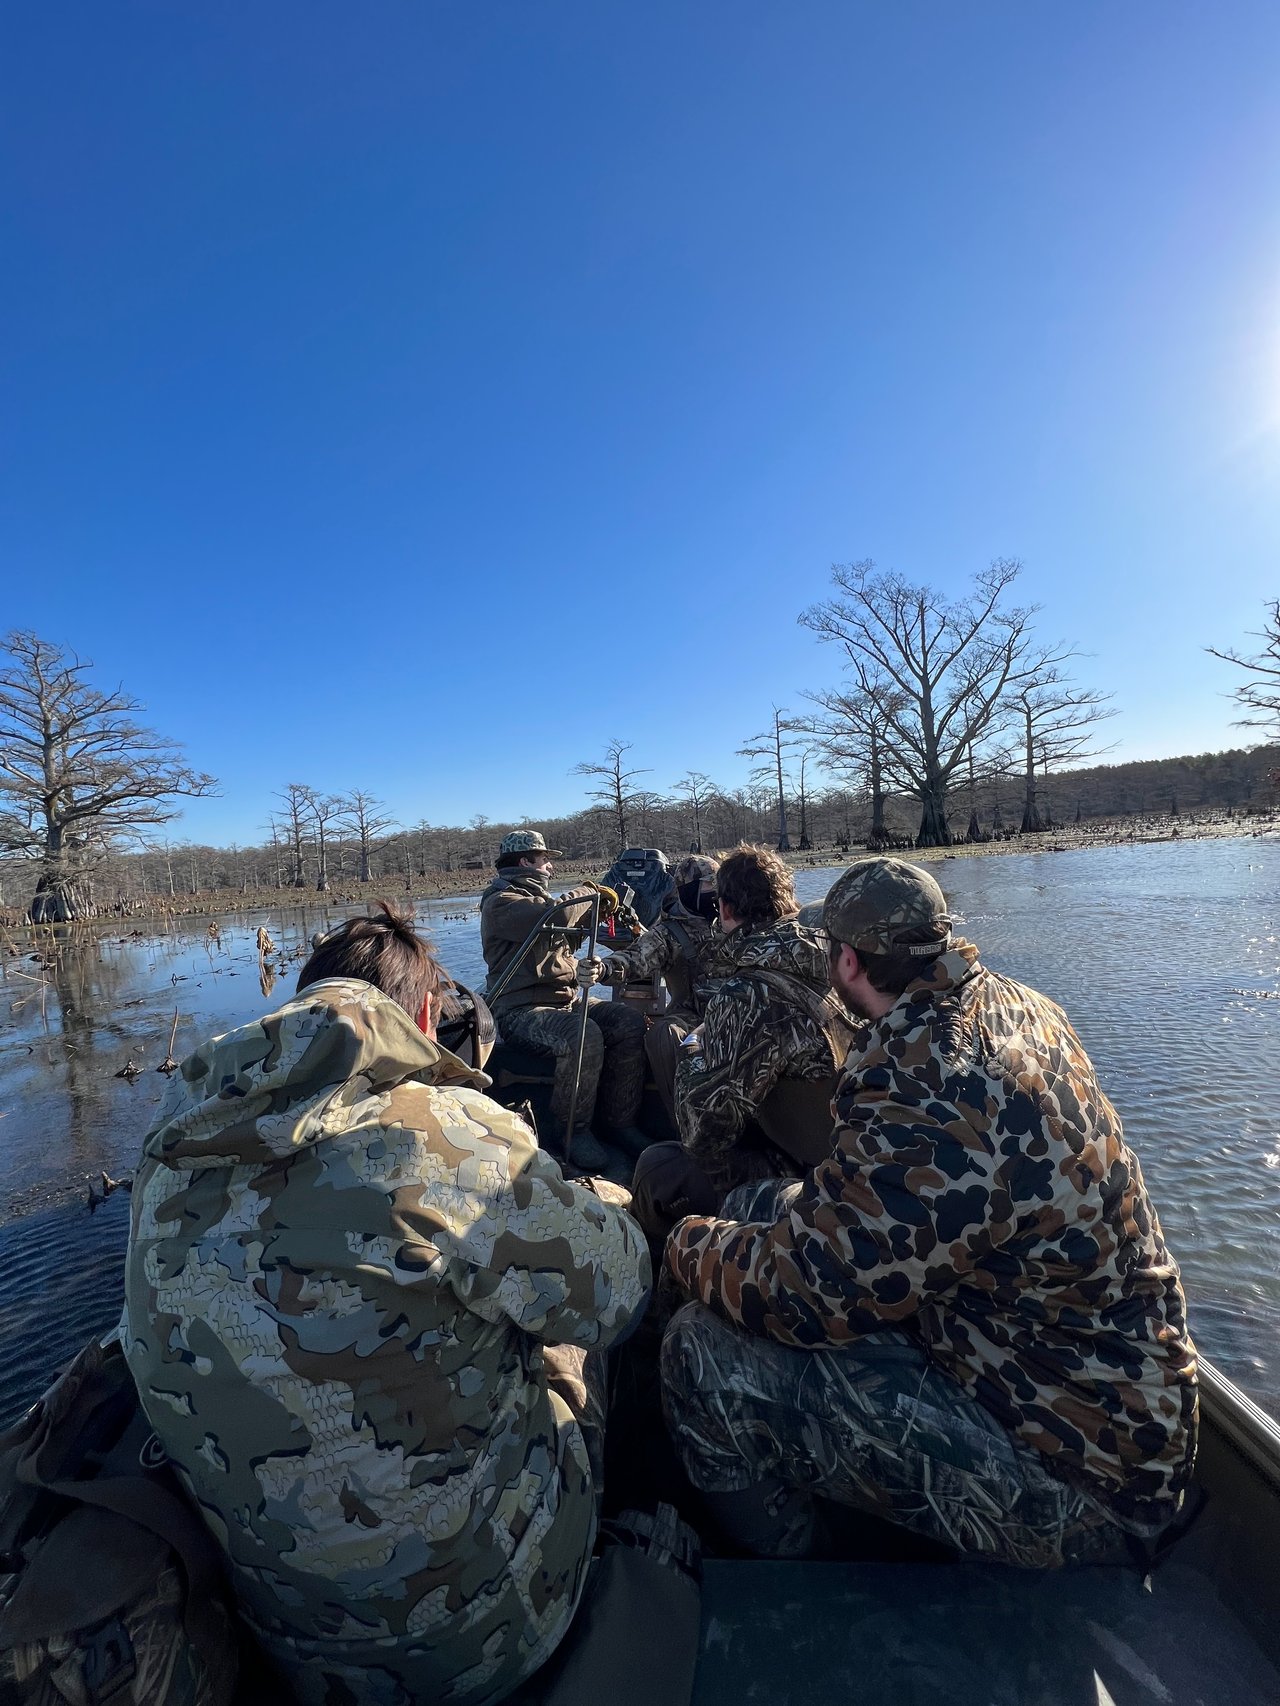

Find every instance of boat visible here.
[474,861,1280,1704]
[680,1360,1280,1704]
[11,867,1279,1705]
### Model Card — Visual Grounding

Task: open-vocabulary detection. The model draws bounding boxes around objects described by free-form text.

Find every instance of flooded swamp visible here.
[0,836,1276,1425]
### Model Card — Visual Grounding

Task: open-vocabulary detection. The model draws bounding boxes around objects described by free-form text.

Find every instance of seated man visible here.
[602,854,733,1125]
[631,844,859,1242]
[661,858,1198,1568]
[480,829,648,1167]
[123,903,651,1706]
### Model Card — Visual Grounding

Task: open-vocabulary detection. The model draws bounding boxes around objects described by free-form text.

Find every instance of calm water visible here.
[1,838,1277,1424]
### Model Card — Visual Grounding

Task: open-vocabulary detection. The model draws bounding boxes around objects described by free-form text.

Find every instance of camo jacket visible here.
[122,978,651,1706]
[673,918,860,1196]
[667,940,1197,1528]
[602,891,736,1016]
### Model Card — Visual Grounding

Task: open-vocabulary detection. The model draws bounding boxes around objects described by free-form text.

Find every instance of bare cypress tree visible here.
[1208,601,1280,738]
[339,790,395,883]
[300,788,340,892]
[738,708,802,850]
[801,560,1065,846]
[276,785,311,887]
[571,740,651,854]
[1007,675,1116,833]
[0,632,216,922]
[801,688,906,850]
[794,749,815,850]
[672,771,715,852]
[266,821,285,888]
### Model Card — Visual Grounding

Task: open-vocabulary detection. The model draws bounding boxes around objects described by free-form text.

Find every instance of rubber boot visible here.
[567,1128,611,1173]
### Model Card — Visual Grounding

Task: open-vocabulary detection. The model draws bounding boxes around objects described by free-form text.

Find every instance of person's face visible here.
[828,938,876,1019]
[524,854,553,878]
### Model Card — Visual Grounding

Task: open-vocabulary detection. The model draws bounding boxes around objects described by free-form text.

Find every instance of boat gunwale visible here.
[1198,1355,1280,1492]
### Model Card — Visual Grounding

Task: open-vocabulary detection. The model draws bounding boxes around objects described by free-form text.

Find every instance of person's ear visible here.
[416,991,434,1036]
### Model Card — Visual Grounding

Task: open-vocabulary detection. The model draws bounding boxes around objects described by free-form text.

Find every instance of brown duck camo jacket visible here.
[667,940,1198,1528]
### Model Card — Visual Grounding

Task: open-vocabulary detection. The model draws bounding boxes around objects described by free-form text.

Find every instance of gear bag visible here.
[0,1335,239,1706]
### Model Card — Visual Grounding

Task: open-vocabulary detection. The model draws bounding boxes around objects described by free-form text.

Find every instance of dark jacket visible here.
[480,868,595,1018]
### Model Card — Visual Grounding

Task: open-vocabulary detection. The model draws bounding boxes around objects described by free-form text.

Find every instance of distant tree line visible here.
[3,740,1274,919]
[0,590,1276,920]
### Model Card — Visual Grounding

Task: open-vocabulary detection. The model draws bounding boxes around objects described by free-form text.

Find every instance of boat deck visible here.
[687,1367,1280,1706]
[694,1554,1280,1705]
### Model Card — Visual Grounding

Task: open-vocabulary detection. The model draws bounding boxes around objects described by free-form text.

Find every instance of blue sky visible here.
[3,3,1278,844]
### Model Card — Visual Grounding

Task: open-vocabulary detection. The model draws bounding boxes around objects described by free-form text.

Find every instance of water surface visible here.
[1,838,1276,1423]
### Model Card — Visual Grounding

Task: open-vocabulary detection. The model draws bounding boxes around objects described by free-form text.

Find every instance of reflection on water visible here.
[0,840,1277,1424]
[0,898,491,1220]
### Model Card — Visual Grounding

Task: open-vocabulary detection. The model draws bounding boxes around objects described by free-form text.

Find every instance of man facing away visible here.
[661,857,1198,1568]
[480,830,648,1169]
[631,844,860,1244]
[123,904,651,1706]
[601,853,733,1126]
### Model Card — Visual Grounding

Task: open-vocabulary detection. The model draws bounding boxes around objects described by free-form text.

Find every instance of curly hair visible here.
[297,901,446,1020]
[715,844,797,929]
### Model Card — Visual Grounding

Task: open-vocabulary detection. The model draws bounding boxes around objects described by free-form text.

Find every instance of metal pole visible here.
[563,891,602,1151]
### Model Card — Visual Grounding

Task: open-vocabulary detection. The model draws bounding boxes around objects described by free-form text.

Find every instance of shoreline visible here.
[2,812,1275,932]
[1,815,1275,1226]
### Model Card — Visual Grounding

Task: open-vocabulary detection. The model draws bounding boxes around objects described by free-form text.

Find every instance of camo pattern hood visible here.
[122,977,651,1705]
[668,941,1197,1528]
[674,919,862,1196]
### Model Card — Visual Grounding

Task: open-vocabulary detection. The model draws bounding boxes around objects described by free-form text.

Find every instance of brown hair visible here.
[715,844,797,929]
[836,925,945,997]
[495,850,539,870]
[297,901,446,1019]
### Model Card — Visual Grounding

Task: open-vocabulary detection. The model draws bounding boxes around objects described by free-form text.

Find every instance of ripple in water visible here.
[0,839,1276,1423]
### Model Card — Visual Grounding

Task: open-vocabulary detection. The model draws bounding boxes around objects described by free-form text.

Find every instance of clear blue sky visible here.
[3,3,1277,844]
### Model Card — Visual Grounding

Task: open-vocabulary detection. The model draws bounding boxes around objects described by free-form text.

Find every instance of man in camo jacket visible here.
[630,846,861,1246]
[123,906,651,1706]
[600,854,735,1125]
[661,857,1197,1568]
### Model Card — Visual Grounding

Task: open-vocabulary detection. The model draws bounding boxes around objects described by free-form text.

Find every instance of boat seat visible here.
[690,1557,1280,1706]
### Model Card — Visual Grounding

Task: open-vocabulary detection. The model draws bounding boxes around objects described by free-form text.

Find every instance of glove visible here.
[576,958,606,988]
[581,881,620,916]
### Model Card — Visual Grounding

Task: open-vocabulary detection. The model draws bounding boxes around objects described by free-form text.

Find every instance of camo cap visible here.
[823,857,952,957]
[673,854,719,886]
[498,830,563,860]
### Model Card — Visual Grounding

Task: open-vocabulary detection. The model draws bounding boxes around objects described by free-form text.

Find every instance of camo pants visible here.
[660,1184,1151,1571]
[499,1001,646,1134]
